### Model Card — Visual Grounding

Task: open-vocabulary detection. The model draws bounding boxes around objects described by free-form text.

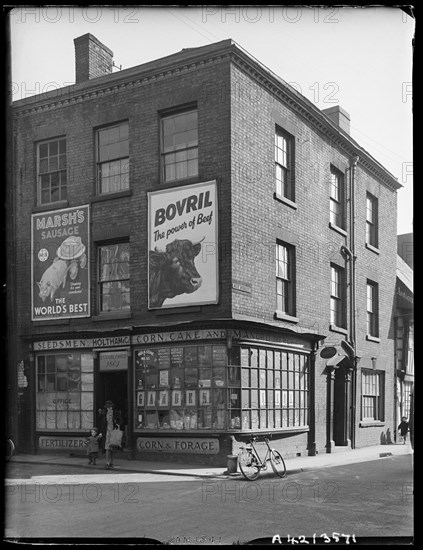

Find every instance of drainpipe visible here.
[341,154,359,449]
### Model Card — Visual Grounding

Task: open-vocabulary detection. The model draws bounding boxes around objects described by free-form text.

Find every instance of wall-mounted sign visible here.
[148,180,218,309]
[136,437,219,454]
[320,346,338,359]
[31,205,90,321]
[39,436,87,450]
[33,336,130,351]
[99,350,128,371]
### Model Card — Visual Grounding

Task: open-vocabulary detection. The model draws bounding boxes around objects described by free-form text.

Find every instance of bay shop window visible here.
[134,344,310,432]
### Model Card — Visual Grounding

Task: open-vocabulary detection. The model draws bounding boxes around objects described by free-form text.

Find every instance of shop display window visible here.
[36,353,94,431]
[134,343,310,432]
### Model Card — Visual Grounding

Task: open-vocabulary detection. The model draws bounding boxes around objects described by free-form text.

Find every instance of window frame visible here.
[275,126,295,202]
[276,242,296,317]
[36,353,94,432]
[366,280,379,338]
[366,192,379,248]
[240,346,310,431]
[37,137,67,205]
[96,121,130,196]
[160,106,199,184]
[97,241,130,314]
[134,344,228,432]
[330,264,346,329]
[361,369,384,421]
[329,166,345,230]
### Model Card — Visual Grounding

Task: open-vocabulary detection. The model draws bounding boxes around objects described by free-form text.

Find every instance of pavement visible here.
[7,442,413,479]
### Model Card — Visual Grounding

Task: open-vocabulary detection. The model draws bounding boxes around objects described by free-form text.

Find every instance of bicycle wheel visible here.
[270,449,286,478]
[5,438,15,462]
[238,449,260,481]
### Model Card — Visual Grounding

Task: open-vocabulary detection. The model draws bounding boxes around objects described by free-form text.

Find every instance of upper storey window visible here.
[37,138,67,204]
[161,108,198,183]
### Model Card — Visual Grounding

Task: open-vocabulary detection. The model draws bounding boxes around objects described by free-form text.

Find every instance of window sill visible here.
[157,176,200,189]
[274,192,297,210]
[90,189,132,203]
[92,311,132,321]
[359,421,385,428]
[32,200,69,212]
[365,243,380,255]
[274,311,299,323]
[329,324,348,335]
[366,334,381,343]
[329,222,347,237]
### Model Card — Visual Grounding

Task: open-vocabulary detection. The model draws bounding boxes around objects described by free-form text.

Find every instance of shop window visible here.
[161,107,198,183]
[96,122,129,195]
[240,346,309,430]
[361,369,384,421]
[37,137,67,205]
[134,344,228,431]
[98,242,130,312]
[36,353,94,431]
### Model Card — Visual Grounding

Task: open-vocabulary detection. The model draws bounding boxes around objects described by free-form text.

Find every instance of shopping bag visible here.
[109,427,123,448]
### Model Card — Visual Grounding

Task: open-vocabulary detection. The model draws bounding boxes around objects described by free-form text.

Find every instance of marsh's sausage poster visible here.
[31,205,90,320]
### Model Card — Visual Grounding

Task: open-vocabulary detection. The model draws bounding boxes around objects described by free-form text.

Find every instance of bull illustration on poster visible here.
[148,181,218,309]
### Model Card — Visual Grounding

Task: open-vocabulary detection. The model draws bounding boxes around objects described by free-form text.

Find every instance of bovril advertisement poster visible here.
[148,180,218,309]
[31,205,90,321]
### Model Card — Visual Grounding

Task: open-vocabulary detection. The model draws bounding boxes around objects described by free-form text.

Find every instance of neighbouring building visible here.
[394,253,413,440]
[7,34,402,465]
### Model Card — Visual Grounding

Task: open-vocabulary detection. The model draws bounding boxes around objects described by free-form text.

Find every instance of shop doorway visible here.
[97,371,128,425]
[332,364,352,446]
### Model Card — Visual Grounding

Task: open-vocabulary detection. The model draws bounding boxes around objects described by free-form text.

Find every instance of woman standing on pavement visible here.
[98,400,123,469]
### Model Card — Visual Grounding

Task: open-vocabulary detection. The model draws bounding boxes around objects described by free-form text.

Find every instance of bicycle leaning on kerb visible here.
[237,435,286,481]
[5,437,15,462]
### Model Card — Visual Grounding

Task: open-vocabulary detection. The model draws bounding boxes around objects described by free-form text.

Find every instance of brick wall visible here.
[13,57,232,341]
[229,63,397,452]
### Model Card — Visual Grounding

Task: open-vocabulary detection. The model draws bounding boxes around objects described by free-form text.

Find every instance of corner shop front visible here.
[33,325,316,465]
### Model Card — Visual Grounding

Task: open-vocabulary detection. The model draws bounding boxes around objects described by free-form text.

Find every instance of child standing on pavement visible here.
[397,416,409,444]
[85,427,102,465]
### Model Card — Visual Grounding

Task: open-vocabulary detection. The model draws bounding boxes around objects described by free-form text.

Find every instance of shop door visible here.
[97,371,128,425]
[333,365,348,446]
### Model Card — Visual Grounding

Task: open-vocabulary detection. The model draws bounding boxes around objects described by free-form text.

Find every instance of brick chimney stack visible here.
[322,106,351,135]
[74,34,113,83]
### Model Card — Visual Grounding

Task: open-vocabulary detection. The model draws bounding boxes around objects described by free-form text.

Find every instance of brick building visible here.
[7,34,401,465]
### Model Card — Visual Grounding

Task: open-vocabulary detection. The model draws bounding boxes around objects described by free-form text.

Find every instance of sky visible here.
[8,5,414,235]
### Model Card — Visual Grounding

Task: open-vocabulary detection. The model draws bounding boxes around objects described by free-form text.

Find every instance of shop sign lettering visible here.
[99,350,128,371]
[136,437,219,454]
[39,436,86,449]
[132,329,226,345]
[33,336,130,351]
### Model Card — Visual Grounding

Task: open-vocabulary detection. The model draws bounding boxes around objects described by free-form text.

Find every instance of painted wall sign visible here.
[136,437,219,454]
[148,180,218,309]
[39,436,87,449]
[33,336,130,351]
[132,329,226,346]
[31,205,90,321]
[99,350,128,371]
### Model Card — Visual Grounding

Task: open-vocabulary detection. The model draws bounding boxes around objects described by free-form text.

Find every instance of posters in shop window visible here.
[148,180,218,309]
[31,205,90,321]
